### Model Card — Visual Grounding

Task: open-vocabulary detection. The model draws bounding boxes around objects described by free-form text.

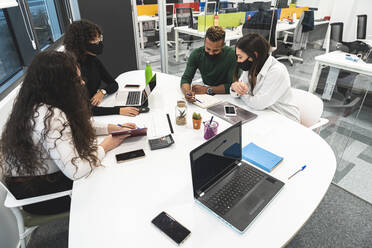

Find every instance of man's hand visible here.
[91,91,105,106]
[231,82,249,96]
[192,85,208,94]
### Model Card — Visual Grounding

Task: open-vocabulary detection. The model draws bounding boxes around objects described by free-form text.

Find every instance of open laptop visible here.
[189,122,284,233]
[115,74,156,107]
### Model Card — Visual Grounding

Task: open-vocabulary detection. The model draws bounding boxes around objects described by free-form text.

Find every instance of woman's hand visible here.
[107,123,137,134]
[91,91,105,106]
[120,107,139,117]
[231,81,249,96]
[99,134,130,153]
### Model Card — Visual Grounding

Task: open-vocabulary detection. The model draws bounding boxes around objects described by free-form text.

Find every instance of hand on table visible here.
[91,91,105,106]
[192,85,208,94]
[108,123,137,134]
[120,107,139,117]
[184,90,196,102]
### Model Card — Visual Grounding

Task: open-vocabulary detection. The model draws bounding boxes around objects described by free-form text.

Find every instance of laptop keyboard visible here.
[126,91,141,105]
[206,166,264,216]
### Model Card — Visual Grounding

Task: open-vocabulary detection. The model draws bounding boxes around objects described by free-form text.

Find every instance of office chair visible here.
[175,8,195,61]
[242,9,278,48]
[0,180,71,248]
[156,4,176,47]
[276,11,314,66]
[205,1,216,15]
[291,88,329,133]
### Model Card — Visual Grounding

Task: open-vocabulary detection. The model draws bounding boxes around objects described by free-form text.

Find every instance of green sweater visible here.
[180,46,237,93]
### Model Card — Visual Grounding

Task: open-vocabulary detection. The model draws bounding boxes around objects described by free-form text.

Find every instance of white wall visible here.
[330,0,372,41]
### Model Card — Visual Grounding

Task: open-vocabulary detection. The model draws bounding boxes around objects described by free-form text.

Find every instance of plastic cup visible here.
[203,121,219,140]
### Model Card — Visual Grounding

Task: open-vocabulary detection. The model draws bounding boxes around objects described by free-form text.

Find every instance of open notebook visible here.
[192,94,222,109]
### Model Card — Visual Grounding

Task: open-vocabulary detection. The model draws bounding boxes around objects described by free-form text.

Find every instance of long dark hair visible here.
[63,19,103,62]
[0,51,99,177]
[234,33,270,92]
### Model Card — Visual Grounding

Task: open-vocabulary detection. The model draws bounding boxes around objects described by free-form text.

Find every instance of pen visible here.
[186,93,203,103]
[117,124,134,129]
[288,165,306,180]
[166,113,174,134]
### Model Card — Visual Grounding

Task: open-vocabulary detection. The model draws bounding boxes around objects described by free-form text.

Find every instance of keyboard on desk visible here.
[205,166,264,216]
[126,91,141,105]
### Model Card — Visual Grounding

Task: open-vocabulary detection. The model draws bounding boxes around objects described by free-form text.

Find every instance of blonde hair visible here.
[205,26,225,42]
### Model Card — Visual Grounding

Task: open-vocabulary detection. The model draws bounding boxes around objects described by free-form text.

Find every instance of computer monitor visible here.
[275,0,288,8]
[206,1,216,15]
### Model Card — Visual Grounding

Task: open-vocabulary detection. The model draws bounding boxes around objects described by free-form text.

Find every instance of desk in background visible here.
[174,20,329,62]
[308,50,372,100]
[69,70,336,248]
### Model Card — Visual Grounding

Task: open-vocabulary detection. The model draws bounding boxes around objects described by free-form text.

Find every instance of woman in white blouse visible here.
[230,33,300,122]
[0,51,135,215]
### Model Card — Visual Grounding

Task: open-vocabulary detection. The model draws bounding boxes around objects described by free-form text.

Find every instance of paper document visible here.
[192,94,222,109]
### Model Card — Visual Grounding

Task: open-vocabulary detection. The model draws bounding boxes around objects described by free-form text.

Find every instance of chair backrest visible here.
[166,4,174,26]
[176,8,193,27]
[357,14,367,40]
[330,22,344,52]
[242,9,277,47]
[291,88,324,128]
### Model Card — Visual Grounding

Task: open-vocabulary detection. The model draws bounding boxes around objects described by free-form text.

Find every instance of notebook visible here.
[192,94,222,109]
[242,142,283,173]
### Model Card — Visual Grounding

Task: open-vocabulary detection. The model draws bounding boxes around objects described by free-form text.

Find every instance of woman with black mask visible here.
[230,33,300,122]
[64,20,139,117]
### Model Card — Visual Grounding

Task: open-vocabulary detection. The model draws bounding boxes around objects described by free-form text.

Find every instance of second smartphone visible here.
[115,149,145,163]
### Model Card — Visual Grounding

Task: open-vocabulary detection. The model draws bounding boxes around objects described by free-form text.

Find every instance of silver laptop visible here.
[115,74,156,107]
[189,121,284,233]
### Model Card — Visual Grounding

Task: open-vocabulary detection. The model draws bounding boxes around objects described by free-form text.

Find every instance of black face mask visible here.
[205,51,220,61]
[86,41,104,55]
[237,59,253,71]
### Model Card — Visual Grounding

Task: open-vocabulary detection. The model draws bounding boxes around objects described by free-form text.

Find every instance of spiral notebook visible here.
[192,94,222,109]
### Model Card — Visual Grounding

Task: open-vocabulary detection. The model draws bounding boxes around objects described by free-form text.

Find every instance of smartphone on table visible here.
[152,211,191,245]
[224,105,237,117]
[115,149,145,163]
[125,84,140,88]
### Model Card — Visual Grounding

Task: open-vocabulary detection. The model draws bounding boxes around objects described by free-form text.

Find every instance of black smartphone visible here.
[152,212,191,245]
[115,149,145,163]
[125,84,140,88]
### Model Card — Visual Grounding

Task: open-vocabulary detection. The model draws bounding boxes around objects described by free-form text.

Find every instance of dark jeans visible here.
[6,172,73,215]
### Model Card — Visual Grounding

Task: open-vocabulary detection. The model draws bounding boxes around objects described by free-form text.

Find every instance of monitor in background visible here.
[275,0,288,8]
[206,1,216,15]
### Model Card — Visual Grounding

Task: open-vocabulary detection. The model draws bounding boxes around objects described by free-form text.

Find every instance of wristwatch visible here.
[98,89,107,95]
[207,87,214,95]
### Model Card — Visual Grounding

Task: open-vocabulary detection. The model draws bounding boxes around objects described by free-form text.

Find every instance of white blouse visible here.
[230,56,300,123]
[11,105,107,180]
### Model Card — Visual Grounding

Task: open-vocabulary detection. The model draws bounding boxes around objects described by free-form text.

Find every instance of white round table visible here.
[69,70,336,248]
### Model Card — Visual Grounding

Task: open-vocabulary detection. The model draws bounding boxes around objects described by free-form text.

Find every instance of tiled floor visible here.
[140,39,372,203]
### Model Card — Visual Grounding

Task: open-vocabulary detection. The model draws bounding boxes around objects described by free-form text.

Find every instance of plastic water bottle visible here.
[145,61,152,85]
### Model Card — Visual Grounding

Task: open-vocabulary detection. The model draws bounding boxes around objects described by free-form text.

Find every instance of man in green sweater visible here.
[181,26,237,102]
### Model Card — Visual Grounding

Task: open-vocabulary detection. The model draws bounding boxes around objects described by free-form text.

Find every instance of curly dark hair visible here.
[63,19,102,61]
[0,51,99,177]
[205,26,226,42]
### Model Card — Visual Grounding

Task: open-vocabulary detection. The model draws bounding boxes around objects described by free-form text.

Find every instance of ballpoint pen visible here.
[186,93,203,103]
[117,124,135,129]
[288,165,306,180]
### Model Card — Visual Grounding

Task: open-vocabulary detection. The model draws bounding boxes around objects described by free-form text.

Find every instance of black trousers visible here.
[6,172,73,215]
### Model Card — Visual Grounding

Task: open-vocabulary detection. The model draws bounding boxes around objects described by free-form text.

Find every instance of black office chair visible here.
[242,9,277,48]
[357,14,367,40]
[175,7,195,60]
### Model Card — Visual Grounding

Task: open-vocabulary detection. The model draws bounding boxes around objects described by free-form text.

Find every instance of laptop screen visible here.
[189,122,242,198]
[141,74,157,106]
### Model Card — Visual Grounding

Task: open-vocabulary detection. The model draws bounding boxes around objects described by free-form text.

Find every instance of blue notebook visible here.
[242,142,283,173]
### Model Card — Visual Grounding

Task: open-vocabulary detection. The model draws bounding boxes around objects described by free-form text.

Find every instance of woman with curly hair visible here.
[63,19,139,117]
[0,51,135,215]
